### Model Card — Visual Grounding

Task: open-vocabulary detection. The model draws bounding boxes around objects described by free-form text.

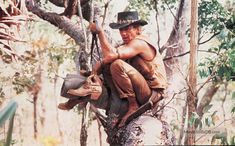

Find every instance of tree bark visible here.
[186,0,198,145]
[197,83,219,119]
[161,0,185,78]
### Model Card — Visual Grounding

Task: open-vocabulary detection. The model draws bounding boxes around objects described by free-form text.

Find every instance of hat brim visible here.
[109,20,148,29]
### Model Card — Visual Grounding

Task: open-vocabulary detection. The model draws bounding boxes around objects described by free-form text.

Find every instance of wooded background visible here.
[0,0,234,145]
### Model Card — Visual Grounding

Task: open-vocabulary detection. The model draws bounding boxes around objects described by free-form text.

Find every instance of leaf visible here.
[231,106,235,114]
[229,38,235,49]
[203,104,213,113]
[0,100,18,127]
[188,112,199,126]
[205,117,213,127]
[211,132,228,145]
[232,92,235,99]
[211,111,217,117]
[195,118,202,129]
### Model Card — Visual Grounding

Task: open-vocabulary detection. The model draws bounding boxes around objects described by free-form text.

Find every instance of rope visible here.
[90,33,102,65]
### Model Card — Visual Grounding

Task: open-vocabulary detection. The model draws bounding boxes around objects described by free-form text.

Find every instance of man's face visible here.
[119,25,139,44]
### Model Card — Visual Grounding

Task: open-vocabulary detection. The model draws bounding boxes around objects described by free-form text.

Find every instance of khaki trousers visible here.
[104,59,152,106]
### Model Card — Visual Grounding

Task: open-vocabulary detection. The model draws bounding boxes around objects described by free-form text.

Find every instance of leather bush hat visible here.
[109,11,148,29]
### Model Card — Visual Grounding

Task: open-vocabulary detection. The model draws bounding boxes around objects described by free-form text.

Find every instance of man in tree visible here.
[58,11,167,127]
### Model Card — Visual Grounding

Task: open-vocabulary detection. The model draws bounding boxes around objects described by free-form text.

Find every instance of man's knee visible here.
[110,59,124,74]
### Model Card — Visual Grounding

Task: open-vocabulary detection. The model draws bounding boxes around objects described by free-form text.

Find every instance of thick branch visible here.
[26,0,84,44]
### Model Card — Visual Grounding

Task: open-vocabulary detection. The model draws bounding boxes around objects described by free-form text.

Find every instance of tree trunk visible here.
[161,0,185,79]
[197,83,219,119]
[186,0,198,145]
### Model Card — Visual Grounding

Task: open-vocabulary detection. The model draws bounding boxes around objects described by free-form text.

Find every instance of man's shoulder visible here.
[135,35,158,50]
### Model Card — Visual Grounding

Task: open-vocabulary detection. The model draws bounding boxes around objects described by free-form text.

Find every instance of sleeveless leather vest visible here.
[127,35,168,89]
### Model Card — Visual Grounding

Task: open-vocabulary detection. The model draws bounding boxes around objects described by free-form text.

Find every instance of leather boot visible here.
[58,99,86,110]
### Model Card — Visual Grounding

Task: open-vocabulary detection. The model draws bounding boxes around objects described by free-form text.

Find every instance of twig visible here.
[163,48,219,61]
[163,51,189,61]
[164,0,177,21]
[197,49,218,55]
[155,87,188,113]
[198,32,220,45]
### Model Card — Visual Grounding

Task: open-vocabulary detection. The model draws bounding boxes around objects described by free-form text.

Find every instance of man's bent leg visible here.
[110,59,152,126]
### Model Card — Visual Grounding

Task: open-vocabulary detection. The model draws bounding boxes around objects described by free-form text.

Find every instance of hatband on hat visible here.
[109,11,148,29]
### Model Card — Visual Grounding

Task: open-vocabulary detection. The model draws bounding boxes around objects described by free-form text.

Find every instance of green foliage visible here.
[188,112,200,127]
[205,116,215,127]
[198,0,235,82]
[0,100,17,146]
[199,0,230,34]
[12,74,36,94]
[126,0,156,20]
[232,106,235,114]
[198,22,235,82]
[205,111,219,127]
[211,132,228,145]
[160,0,177,11]
[127,0,178,21]
[198,61,213,78]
